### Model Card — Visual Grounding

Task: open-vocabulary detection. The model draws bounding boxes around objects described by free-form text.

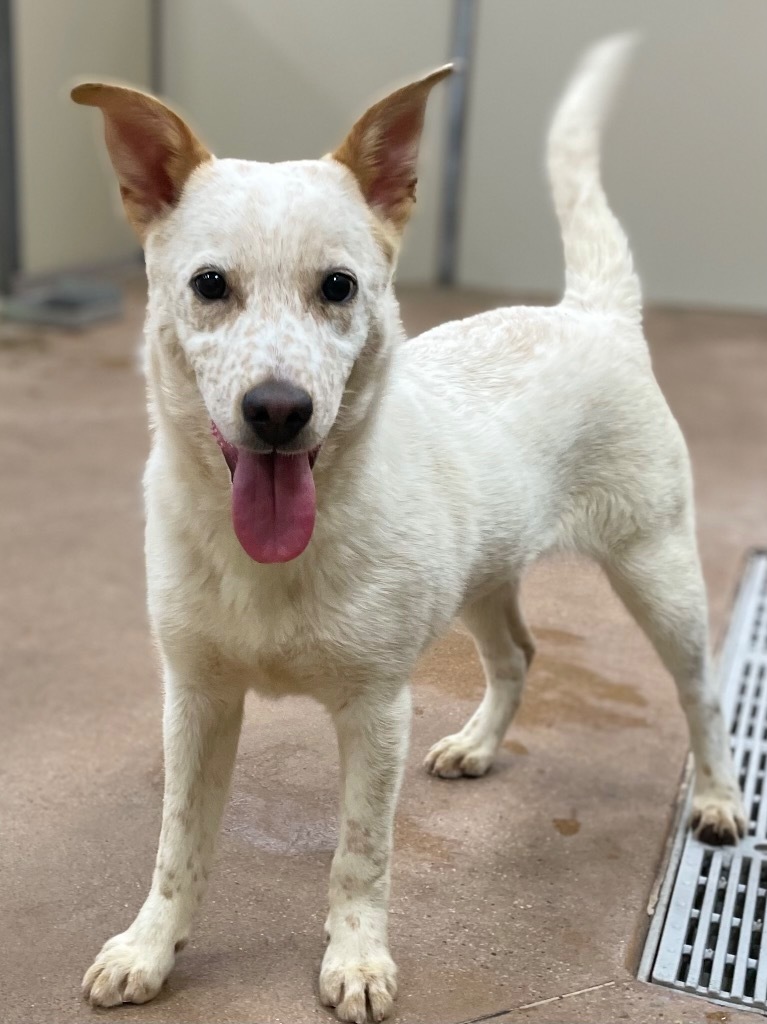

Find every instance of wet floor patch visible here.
[395,812,459,863]
[553,816,581,837]
[502,739,529,756]
[416,629,484,699]
[224,789,338,855]
[517,654,648,731]
[417,621,648,732]
[534,626,586,647]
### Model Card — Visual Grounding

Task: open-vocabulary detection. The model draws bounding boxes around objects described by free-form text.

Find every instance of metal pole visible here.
[0,0,19,295]
[149,0,163,95]
[437,0,478,287]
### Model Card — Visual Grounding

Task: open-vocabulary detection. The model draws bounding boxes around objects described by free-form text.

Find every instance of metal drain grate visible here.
[642,550,767,1011]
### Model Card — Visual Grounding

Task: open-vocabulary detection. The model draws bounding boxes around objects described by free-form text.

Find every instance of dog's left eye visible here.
[321,272,357,304]
[192,271,229,301]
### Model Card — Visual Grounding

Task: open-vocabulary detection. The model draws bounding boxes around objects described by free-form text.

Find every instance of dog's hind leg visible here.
[82,643,245,1007]
[424,580,533,779]
[320,684,410,1023]
[602,527,746,845]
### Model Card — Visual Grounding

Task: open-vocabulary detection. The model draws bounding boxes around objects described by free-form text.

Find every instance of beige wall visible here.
[13,0,151,276]
[460,0,767,310]
[160,0,451,285]
[14,1,765,309]
[163,0,766,309]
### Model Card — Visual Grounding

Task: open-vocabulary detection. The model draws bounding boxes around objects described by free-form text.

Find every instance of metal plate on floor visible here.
[641,550,767,1011]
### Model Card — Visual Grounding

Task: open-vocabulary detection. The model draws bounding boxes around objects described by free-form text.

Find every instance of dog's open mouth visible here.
[211,422,320,564]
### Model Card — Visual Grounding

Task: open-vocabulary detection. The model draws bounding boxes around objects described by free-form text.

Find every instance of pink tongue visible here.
[231,450,316,563]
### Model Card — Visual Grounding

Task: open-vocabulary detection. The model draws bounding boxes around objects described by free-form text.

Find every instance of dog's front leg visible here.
[83,650,245,1007]
[320,685,411,1024]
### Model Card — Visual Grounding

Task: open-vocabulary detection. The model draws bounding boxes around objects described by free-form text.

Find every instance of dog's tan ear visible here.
[331,65,452,234]
[71,83,212,240]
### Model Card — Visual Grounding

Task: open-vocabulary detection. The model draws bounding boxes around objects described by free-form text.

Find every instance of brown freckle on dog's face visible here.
[345,914,360,930]
[186,299,240,333]
[167,870,176,881]
[310,295,355,335]
[161,885,174,900]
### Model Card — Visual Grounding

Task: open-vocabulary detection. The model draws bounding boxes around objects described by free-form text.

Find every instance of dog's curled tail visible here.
[547,33,642,319]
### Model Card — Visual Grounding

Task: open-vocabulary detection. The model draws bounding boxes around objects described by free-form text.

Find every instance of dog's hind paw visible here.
[691,791,747,846]
[424,732,495,779]
[320,952,397,1023]
[82,932,175,1007]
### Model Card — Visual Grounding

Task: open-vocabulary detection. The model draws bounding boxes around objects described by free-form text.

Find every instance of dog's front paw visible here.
[424,732,494,779]
[82,931,175,1007]
[691,790,747,846]
[320,946,397,1023]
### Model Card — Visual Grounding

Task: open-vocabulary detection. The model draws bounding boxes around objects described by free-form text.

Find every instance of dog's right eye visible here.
[321,271,357,304]
[192,271,229,301]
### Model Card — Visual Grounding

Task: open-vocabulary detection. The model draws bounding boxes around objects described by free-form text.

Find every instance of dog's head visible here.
[72,67,449,563]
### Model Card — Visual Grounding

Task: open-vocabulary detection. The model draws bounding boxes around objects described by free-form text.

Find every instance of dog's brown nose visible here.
[242,380,313,447]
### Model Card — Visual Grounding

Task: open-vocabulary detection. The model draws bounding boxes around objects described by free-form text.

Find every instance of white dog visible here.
[73,34,745,1023]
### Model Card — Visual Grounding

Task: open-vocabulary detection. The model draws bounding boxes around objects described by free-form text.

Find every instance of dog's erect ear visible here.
[331,65,453,234]
[71,83,212,240]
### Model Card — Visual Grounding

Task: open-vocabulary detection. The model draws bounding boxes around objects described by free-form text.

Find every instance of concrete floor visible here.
[1,284,766,1024]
